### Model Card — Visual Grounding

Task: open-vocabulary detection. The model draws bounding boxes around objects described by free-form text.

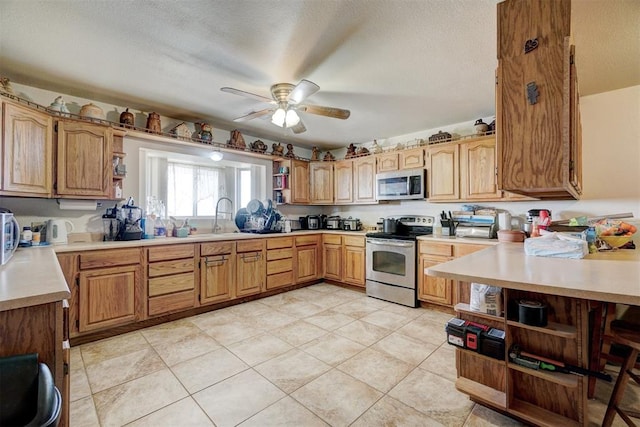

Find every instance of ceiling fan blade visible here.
[233,108,274,122]
[221,87,274,104]
[299,104,350,120]
[291,120,307,134]
[288,79,320,105]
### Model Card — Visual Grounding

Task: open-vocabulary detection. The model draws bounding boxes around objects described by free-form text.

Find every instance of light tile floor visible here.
[70,283,637,426]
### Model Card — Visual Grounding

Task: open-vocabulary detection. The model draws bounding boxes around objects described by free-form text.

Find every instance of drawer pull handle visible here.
[205,256,226,266]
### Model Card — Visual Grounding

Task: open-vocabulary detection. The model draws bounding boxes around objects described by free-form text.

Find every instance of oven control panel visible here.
[397,215,434,227]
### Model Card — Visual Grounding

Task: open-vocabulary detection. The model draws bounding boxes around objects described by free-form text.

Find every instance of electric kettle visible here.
[46,219,74,244]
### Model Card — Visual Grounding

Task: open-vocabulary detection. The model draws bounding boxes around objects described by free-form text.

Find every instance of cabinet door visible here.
[428,144,459,200]
[236,251,265,297]
[201,255,234,304]
[78,265,138,332]
[460,138,501,200]
[568,44,582,195]
[343,245,365,287]
[376,152,398,172]
[56,121,112,198]
[418,256,452,305]
[1,102,53,196]
[296,244,319,283]
[399,147,424,170]
[310,162,334,204]
[290,159,310,204]
[323,244,342,281]
[334,160,354,204]
[353,156,376,203]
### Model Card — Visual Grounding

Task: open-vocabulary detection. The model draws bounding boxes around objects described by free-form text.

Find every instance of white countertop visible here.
[416,235,499,245]
[426,243,640,305]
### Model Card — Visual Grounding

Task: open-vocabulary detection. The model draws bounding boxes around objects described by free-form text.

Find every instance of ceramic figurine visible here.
[323,151,335,161]
[311,146,321,161]
[146,112,162,134]
[394,142,405,151]
[49,96,71,115]
[285,143,295,158]
[272,142,284,156]
[345,143,357,159]
[228,129,246,149]
[170,122,191,140]
[250,139,267,153]
[356,146,370,156]
[79,102,105,120]
[474,119,489,135]
[0,76,14,95]
[371,139,383,154]
[428,130,452,144]
[119,108,135,127]
[198,122,213,142]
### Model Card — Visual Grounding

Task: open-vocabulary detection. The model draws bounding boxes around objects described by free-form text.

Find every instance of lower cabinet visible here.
[294,235,321,283]
[322,234,365,287]
[200,241,235,305]
[418,241,489,307]
[147,244,197,317]
[236,240,266,297]
[266,237,294,290]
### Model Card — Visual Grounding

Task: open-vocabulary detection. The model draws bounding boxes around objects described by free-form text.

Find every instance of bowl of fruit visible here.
[595,220,637,249]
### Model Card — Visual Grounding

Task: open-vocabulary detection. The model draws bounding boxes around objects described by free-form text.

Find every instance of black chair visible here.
[0,353,61,427]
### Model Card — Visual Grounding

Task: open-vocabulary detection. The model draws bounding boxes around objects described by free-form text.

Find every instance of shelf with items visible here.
[111,131,126,199]
[507,362,578,388]
[455,303,504,323]
[505,320,577,339]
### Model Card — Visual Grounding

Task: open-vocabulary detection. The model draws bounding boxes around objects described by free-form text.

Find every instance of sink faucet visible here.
[214,197,233,233]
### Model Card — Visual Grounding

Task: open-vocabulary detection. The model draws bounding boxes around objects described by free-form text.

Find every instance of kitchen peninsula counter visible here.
[426,243,640,305]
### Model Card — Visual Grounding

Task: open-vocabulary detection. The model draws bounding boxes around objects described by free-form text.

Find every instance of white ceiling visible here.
[1,0,638,149]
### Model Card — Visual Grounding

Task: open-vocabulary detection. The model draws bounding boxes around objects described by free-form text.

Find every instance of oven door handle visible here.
[366,238,414,248]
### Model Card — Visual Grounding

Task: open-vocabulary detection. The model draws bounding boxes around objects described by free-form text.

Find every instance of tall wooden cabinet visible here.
[56,121,112,198]
[460,137,501,200]
[1,101,54,196]
[273,158,309,204]
[496,0,581,200]
[334,160,354,204]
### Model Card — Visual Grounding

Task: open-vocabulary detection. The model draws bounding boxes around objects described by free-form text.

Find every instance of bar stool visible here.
[602,321,640,426]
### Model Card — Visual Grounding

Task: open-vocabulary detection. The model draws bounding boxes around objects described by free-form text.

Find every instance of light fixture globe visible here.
[271,108,286,127]
[209,150,223,161]
[285,109,300,127]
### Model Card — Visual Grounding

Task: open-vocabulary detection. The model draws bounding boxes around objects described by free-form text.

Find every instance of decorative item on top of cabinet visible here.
[119,108,135,128]
[79,103,105,120]
[228,129,246,149]
[272,142,284,156]
[250,139,267,153]
[1,100,54,197]
[371,139,383,154]
[198,122,213,142]
[428,130,452,144]
[474,119,489,135]
[285,143,295,158]
[345,143,357,159]
[311,146,321,161]
[356,146,370,156]
[145,111,161,134]
[323,151,335,161]
[0,76,14,94]
[169,122,191,140]
[48,96,71,116]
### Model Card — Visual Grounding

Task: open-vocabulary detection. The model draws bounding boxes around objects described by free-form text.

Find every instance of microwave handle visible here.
[11,217,20,251]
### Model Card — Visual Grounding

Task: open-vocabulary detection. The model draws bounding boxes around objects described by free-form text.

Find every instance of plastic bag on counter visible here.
[524,232,588,259]
[470,283,503,316]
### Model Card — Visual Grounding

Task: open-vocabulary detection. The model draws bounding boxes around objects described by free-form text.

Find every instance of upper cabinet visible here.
[427,143,459,201]
[399,147,424,170]
[334,160,354,204]
[460,137,501,200]
[353,156,376,203]
[310,161,334,204]
[496,0,581,199]
[308,156,377,205]
[56,121,113,198]
[1,101,54,197]
[273,158,309,205]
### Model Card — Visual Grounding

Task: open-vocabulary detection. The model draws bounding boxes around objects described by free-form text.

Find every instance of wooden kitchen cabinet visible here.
[147,244,197,317]
[200,241,235,304]
[1,100,54,197]
[266,237,294,290]
[460,137,501,200]
[342,235,365,287]
[376,152,399,172]
[236,239,265,297]
[295,234,321,283]
[56,120,112,198]
[333,159,354,204]
[496,0,581,200]
[353,156,376,203]
[427,143,459,201]
[399,147,424,170]
[290,159,310,204]
[77,248,142,332]
[322,234,342,281]
[309,161,334,204]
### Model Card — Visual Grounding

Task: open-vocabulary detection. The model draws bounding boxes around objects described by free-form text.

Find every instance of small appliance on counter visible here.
[119,200,143,240]
[452,213,497,239]
[326,216,342,230]
[307,215,321,230]
[1,208,20,265]
[342,217,362,231]
[45,219,74,245]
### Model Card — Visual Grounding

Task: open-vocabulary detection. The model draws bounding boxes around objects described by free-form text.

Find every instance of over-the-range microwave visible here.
[376,168,427,201]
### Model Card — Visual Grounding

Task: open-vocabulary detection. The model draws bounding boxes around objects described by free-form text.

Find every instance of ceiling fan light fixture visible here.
[271,107,286,127]
[285,109,300,127]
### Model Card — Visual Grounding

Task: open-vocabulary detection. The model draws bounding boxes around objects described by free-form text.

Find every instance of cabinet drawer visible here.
[267,237,293,249]
[323,234,342,245]
[266,271,293,290]
[148,272,195,297]
[148,259,194,278]
[343,235,365,248]
[267,248,293,261]
[148,244,195,262]
[148,290,195,316]
[267,258,293,275]
[295,235,319,246]
[454,243,488,258]
[79,248,141,269]
[201,241,234,256]
[237,240,265,253]
[419,242,454,257]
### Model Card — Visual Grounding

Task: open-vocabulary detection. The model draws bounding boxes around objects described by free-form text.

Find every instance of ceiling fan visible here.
[221,79,350,134]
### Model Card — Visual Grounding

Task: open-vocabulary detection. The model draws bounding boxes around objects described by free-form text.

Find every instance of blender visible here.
[119,200,143,240]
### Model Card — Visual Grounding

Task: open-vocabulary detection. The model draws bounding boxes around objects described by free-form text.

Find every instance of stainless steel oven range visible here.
[365,215,434,307]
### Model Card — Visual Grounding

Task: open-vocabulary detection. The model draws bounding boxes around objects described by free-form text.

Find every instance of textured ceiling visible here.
[1,0,638,149]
